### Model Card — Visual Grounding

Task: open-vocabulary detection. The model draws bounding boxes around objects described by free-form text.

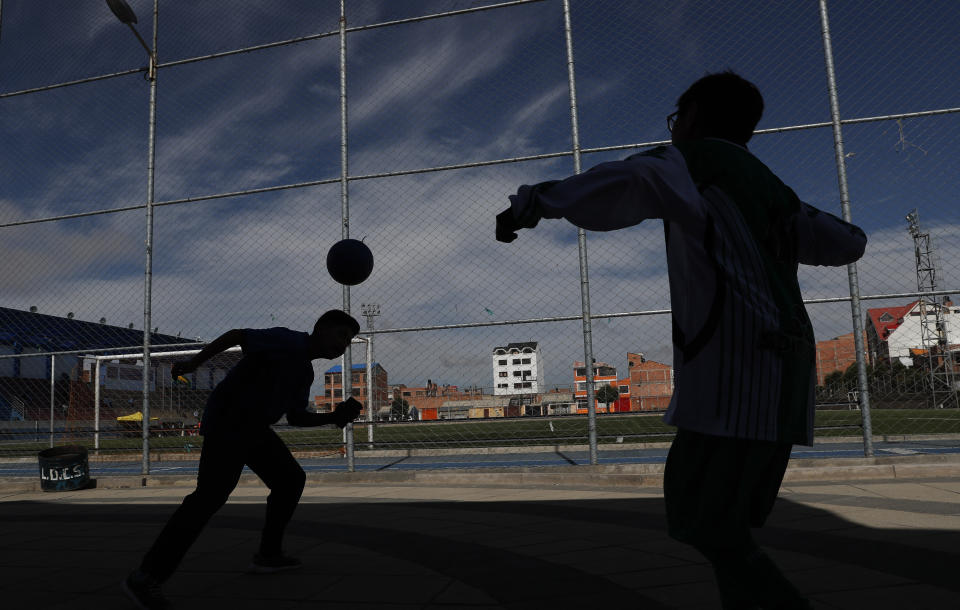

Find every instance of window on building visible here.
[521,358,531,364]
[522,382,532,388]
[334,389,342,398]
[513,383,523,388]
[521,370,531,378]
[512,371,522,377]
[512,359,521,365]
[497,383,508,389]
[879,312,894,322]
[352,388,360,396]
[576,382,585,392]
[498,371,508,378]
[498,359,507,365]
[619,385,629,394]
[324,388,332,397]
[575,367,585,377]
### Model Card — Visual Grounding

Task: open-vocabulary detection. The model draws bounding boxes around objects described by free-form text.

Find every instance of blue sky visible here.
[1,1,958,393]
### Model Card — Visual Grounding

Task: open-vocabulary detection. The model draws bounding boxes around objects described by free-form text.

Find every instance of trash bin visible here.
[37,445,90,492]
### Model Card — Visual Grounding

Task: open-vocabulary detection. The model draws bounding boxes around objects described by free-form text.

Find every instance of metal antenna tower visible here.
[906,209,958,408]
[360,303,380,332]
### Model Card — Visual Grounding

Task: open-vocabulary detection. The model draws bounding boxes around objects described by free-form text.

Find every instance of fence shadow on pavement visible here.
[0,494,958,609]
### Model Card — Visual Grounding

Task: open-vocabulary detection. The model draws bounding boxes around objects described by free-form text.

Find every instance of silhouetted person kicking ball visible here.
[497,72,867,609]
[123,310,363,609]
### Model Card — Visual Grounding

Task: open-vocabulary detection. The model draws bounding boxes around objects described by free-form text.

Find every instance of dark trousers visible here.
[664,429,799,608]
[664,428,792,552]
[140,428,306,583]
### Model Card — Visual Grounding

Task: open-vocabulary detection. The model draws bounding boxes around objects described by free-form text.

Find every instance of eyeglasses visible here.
[666,111,678,133]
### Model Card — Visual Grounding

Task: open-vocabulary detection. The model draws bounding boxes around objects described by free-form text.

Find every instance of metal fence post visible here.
[339,0,355,472]
[94,359,101,450]
[561,0,598,464]
[140,0,160,476]
[818,0,873,457]
[49,356,55,448]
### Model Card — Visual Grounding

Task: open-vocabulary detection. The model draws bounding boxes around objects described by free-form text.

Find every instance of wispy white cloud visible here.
[4,1,960,395]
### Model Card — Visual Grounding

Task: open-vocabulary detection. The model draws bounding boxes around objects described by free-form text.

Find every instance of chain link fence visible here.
[2,0,959,470]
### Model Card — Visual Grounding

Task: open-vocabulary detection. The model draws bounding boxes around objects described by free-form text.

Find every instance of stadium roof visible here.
[0,306,194,354]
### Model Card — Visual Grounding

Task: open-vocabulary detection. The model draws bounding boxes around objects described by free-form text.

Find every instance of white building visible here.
[867,299,960,365]
[492,342,544,395]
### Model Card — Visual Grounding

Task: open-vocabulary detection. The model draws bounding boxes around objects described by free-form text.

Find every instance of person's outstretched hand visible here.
[332,397,363,428]
[496,208,520,243]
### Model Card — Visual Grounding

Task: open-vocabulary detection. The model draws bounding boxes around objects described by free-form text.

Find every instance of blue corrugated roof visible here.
[325,362,382,373]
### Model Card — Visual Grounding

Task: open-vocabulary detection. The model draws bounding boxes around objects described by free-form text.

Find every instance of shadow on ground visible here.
[0,494,958,609]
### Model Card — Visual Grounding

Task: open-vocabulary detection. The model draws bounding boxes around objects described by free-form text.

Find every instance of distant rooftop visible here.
[866,301,919,340]
[325,362,384,373]
[492,341,538,353]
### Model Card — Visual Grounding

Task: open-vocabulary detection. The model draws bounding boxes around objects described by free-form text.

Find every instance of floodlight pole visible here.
[108,0,161,475]
[138,0,160,477]
[361,303,380,446]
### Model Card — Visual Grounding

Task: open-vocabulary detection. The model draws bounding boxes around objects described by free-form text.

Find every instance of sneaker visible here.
[247,553,302,574]
[122,570,170,609]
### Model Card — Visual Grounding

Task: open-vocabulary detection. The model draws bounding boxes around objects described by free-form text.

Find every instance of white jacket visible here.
[509,140,867,444]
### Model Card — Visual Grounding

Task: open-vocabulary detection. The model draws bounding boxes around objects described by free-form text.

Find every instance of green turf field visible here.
[2,408,960,457]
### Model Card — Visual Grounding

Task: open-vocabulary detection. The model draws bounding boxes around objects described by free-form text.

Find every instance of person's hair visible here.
[676,71,764,144]
[313,309,360,337]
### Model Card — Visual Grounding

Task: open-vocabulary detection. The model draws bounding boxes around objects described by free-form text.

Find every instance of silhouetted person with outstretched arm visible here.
[497,72,867,609]
[123,310,363,609]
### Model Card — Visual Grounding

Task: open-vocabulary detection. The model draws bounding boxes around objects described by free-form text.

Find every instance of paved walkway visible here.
[1,467,958,609]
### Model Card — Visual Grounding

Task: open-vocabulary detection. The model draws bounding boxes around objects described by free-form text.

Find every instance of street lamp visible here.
[105,0,156,80]
[105,0,160,476]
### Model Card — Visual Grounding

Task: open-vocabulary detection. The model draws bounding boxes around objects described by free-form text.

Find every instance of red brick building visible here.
[316,362,388,419]
[627,352,673,411]
[815,331,869,385]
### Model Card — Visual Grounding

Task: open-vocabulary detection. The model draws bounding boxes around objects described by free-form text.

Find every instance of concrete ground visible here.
[1,458,959,609]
